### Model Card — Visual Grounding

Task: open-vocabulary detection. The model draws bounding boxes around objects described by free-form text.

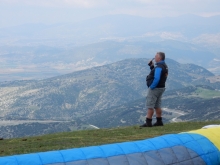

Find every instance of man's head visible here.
[155,52,165,63]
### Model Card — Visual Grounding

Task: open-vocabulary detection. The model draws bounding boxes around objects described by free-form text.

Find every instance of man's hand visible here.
[148,60,154,66]
[151,61,154,66]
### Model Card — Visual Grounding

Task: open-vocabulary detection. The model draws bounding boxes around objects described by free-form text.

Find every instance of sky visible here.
[0,0,220,28]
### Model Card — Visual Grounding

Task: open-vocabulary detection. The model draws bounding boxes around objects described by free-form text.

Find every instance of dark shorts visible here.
[146,88,165,109]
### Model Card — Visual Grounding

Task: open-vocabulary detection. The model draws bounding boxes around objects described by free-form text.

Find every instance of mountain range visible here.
[1,14,220,45]
[0,58,216,120]
[0,58,220,138]
[0,14,220,81]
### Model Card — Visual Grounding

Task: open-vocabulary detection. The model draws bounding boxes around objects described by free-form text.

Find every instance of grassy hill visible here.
[0,121,219,157]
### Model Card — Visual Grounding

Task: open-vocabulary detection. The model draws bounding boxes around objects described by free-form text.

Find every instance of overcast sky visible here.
[1,0,220,28]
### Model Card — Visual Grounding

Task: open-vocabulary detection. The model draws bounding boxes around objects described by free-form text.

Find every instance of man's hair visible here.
[157,52,165,61]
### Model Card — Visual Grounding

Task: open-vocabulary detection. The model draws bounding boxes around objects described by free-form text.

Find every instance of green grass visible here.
[0,121,219,157]
[193,88,220,99]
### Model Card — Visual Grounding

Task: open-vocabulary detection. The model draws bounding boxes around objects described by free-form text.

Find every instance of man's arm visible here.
[149,67,162,89]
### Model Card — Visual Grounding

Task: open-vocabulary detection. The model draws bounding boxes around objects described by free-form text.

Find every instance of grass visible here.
[0,121,219,157]
[194,87,220,99]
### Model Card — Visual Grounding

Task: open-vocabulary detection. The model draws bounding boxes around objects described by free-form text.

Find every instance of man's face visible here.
[155,53,161,63]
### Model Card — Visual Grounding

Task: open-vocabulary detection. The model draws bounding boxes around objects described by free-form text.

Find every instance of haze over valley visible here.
[1,14,220,81]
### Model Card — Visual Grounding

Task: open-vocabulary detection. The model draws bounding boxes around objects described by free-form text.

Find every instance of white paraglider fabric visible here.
[202,125,220,129]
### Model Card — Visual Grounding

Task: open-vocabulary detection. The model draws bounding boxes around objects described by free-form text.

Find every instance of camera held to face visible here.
[148,58,155,66]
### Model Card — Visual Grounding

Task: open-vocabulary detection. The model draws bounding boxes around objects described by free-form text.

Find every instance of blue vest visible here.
[146,62,168,88]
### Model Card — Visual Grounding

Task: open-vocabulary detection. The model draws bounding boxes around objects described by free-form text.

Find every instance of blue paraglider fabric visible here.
[0,133,219,165]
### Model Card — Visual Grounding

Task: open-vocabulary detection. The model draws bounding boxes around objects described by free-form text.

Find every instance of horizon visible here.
[1,13,220,28]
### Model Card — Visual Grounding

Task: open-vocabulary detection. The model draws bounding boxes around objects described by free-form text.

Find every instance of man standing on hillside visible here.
[140,52,168,127]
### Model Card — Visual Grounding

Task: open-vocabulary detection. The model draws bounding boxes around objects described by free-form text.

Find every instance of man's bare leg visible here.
[154,108,163,126]
[155,108,162,117]
[140,108,154,127]
[147,108,154,119]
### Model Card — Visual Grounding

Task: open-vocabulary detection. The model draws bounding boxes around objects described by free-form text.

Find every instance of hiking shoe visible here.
[140,118,152,128]
[140,123,152,127]
[153,121,164,126]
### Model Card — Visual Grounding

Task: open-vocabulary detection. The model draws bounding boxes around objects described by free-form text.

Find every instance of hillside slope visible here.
[0,58,216,121]
[82,85,220,128]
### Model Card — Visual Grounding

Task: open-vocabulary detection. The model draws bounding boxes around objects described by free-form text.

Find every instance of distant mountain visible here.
[0,40,217,81]
[0,58,217,122]
[1,14,220,45]
[0,14,220,81]
[69,40,216,66]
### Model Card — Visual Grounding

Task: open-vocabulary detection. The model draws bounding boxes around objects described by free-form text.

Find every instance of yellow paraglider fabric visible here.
[189,127,220,150]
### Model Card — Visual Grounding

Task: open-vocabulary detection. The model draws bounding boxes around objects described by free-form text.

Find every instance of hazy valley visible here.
[0,14,220,81]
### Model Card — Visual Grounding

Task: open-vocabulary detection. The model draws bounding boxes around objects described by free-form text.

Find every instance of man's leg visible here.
[153,108,163,126]
[140,89,156,127]
[153,88,165,126]
[155,108,162,117]
[140,108,154,127]
[147,108,154,119]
